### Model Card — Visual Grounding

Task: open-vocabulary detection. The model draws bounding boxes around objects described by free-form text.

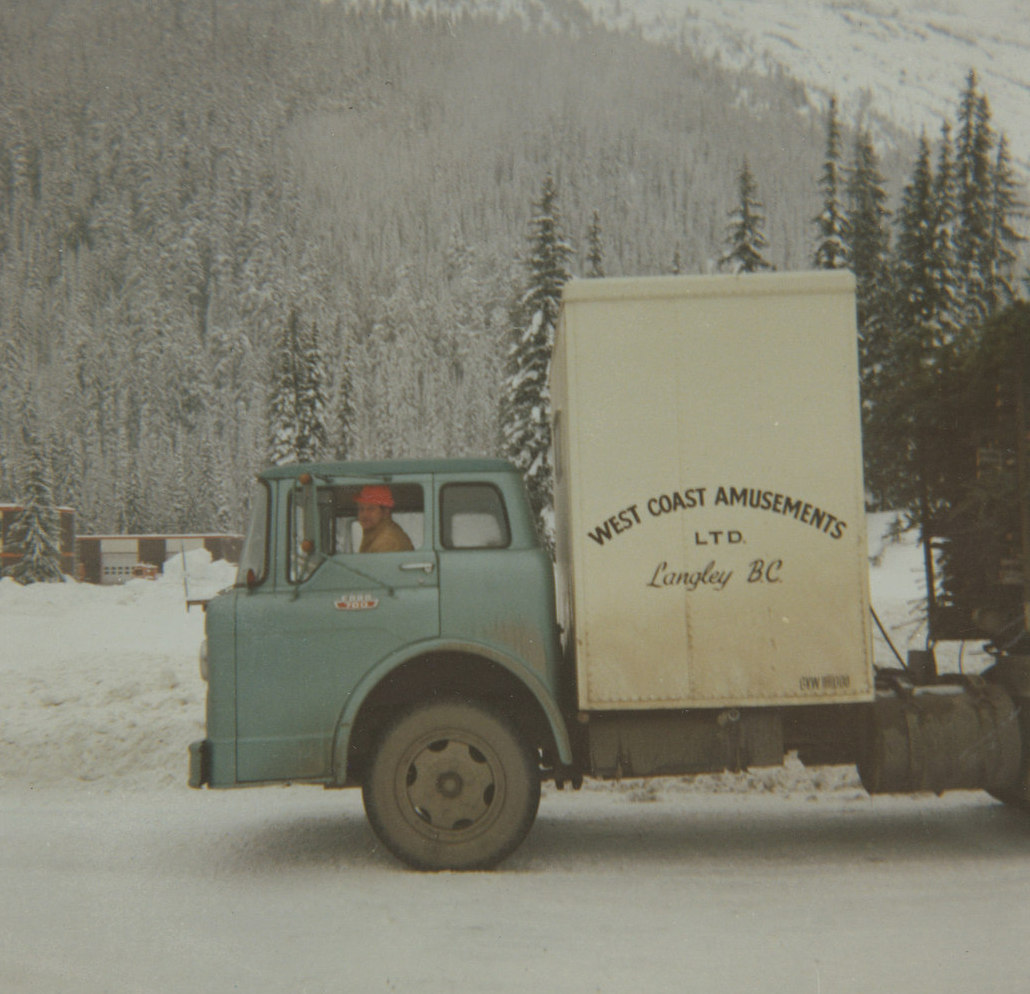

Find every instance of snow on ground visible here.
[0,515,993,794]
[0,550,235,791]
[4,779,1026,994]
[0,514,940,794]
[2,522,1028,994]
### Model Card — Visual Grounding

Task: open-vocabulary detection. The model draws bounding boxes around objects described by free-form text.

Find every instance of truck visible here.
[190,270,1030,870]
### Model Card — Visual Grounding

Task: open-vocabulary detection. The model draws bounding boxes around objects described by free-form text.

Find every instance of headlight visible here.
[199,639,209,682]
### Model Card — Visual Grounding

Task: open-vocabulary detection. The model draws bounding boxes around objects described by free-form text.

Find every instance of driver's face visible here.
[357,503,387,533]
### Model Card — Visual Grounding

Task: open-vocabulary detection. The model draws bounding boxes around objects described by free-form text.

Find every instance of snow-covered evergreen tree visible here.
[501,174,572,551]
[585,210,605,278]
[895,135,940,358]
[859,135,937,510]
[266,308,330,466]
[847,132,894,348]
[929,121,963,352]
[845,129,895,505]
[719,159,772,274]
[0,334,29,502]
[846,130,893,329]
[5,414,65,584]
[986,134,1027,314]
[875,132,964,512]
[813,96,848,270]
[296,314,331,465]
[120,464,148,535]
[334,332,357,461]
[955,70,997,325]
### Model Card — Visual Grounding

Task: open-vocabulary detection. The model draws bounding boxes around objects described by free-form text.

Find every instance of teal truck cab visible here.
[190,459,573,869]
[191,273,1030,870]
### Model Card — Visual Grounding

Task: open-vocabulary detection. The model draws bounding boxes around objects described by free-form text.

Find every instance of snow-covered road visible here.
[3,783,1028,993]
[2,523,1028,992]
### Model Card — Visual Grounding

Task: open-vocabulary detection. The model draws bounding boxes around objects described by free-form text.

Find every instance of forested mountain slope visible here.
[0,0,985,534]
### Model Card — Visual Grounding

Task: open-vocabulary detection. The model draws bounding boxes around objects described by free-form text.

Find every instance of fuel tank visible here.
[858,677,1021,795]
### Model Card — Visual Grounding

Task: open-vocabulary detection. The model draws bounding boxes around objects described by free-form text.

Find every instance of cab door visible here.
[235,476,438,782]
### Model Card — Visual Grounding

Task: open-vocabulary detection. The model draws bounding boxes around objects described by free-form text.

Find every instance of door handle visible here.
[400,561,435,574]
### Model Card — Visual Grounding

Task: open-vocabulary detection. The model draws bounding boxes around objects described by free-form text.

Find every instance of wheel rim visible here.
[397,730,505,838]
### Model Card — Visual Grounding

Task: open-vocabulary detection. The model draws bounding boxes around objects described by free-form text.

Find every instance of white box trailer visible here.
[551,270,874,710]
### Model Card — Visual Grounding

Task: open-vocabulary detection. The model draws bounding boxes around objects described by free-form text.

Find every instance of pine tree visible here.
[986,134,1027,314]
[926,98,1021,608]
[845,129,895,505]
[267,310,300,467]
[846,131,894,351]
[813,96,848,270]
[894,135,938,360]
[846,129,893,331]
[501,174,572,551]
[5,415,65,584]
[585,210,605,278]
[0,334,29,503]
[297,316,330,465]
[929,122,962,353]
[719,159,772,274]
[954,70,996,325]
[334,333,357,461]
[266,308,329,466]
[876,132,962,518]
[917,302,1030,641]
[120,464,148,534]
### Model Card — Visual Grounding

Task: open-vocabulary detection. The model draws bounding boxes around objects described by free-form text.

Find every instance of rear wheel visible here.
[362,700,541,870]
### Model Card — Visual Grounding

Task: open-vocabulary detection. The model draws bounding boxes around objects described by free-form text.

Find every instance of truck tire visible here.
[362,699,540,871]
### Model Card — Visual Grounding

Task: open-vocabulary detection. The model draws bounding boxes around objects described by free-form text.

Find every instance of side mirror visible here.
[293,479,325,588]
[300,475,321,552]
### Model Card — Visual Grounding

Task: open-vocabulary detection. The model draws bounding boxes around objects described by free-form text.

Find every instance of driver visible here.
[355,485,414,553]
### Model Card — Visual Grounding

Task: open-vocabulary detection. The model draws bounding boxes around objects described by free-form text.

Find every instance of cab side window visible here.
[329,483,425,554]
[441,484,511,550]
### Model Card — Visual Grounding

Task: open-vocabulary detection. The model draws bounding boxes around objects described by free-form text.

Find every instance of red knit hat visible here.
[355,485,395,508]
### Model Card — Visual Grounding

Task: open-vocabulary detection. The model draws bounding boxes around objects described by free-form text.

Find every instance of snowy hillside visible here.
[583,0,1030,168]
[338,0,1028,167]
[6,0,1027,549]
[393,0,1029,165]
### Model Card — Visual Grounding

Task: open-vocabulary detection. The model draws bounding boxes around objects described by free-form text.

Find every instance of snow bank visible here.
[0,553,235,791]
[0,517,982,794]
[160,545,239,593]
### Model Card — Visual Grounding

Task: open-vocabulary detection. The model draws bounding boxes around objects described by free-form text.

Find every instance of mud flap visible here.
[189,739,211,789]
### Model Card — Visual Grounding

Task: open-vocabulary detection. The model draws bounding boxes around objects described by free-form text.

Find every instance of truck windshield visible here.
[236,482,270,587]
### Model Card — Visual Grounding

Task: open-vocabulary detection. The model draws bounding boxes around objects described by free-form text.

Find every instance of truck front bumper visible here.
[188,739,211,788]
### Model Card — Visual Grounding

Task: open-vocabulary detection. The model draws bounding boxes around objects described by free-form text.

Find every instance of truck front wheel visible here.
[362,700,541,870]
